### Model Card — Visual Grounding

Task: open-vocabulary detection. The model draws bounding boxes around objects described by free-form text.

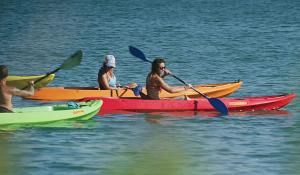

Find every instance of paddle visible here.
[22,50,83,90]
[129,46,228,115]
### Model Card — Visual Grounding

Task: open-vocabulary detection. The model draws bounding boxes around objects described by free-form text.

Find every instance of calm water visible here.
[0,0,300,174]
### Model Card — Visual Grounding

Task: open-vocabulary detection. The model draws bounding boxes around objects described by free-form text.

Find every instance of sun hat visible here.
[104,55,116,68]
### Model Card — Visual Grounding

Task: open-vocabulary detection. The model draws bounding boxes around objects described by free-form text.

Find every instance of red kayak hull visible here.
[82,94,296,115]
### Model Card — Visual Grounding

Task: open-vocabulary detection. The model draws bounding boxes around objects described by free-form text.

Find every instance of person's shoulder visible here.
[98,70,106,77]
[155,74,165,83]
[148,73,158,79]
[8,86,18,92]
[3,86,17,94]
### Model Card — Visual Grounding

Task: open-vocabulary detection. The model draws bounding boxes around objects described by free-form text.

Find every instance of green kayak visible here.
[0,100,102,128]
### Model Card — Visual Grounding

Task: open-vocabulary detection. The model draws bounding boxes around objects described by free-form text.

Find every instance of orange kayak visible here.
[26,80,242,101]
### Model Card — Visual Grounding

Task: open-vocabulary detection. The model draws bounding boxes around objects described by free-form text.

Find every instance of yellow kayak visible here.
[7,74,55,89]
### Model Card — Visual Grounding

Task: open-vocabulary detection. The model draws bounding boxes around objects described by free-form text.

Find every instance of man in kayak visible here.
[145,58,192,100]
[98,55,136,90]
[0,65,35,113]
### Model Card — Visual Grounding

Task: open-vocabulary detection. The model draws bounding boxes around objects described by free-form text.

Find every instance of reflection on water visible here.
[104,125,193,175]
[100,110,291,118]
[0,132,16,175]
[0,118,101,175]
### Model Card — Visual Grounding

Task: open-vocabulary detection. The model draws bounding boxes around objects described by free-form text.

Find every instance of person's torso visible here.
[146,73,161,100]
[0,85,13,111]
[107,74,117,88]
[98,69,117,89]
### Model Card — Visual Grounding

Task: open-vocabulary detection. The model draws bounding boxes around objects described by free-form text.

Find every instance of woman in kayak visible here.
[145,58,192,100]
[0,65,35,113]
[98,55,136,90]
[98,55,120,90]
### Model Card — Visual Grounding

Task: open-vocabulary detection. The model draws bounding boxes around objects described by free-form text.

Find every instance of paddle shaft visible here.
[170,70,228,115]
[170,74,209,99]
[22,68,60,90]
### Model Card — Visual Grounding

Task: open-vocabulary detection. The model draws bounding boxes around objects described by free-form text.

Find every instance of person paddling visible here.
[145,58,192,100]
[0,65,35,113]
[98,55,136,90]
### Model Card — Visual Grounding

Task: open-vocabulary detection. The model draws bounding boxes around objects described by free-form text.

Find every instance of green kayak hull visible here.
[0,100,102,128]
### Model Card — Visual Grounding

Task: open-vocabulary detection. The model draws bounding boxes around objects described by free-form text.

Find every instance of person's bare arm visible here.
[157,76,187,93]
[99,74,110,90]
[10,81,34,97]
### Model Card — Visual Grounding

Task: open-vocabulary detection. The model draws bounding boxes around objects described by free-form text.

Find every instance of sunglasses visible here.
[159,66,166,70]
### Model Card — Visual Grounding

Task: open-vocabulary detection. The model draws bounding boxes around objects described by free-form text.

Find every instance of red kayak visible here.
[82,94,296,115]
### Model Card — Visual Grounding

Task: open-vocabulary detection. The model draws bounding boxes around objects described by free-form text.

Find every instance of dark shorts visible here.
[0,106,13,113]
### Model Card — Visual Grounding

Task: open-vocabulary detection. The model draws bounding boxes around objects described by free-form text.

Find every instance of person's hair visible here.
[99,62,113,74]
[0,65,8,80]
[151,58,165,74]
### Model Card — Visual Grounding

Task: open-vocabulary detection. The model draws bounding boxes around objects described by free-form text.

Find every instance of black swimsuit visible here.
[0,106,13,113]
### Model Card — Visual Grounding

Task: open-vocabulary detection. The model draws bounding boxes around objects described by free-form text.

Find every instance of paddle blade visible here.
[208,98,228,115]
[60,50,83,70]
[129,46,152,63]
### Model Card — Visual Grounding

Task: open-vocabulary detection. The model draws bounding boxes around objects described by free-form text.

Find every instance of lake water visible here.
[0,0,299,174]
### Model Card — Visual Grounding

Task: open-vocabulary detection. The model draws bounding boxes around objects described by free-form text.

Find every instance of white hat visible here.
[104,55,116,68]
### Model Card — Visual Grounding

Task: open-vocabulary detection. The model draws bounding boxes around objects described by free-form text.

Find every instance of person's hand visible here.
[163,68,172,75]
[184,84,192,90]
[28,81,34,87]
[116,84,122,88]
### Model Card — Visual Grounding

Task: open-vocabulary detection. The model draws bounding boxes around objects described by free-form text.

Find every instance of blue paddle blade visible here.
[129,46,152,63]
[208,98,228,115]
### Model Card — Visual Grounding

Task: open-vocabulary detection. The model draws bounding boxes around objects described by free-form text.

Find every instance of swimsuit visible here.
[146,74,162,100]
[108,74,117,88]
